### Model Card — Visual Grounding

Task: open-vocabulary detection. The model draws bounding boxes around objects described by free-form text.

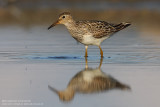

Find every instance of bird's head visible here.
[48,85,74,102]
[48,12,73,30]
[58,90,74,102]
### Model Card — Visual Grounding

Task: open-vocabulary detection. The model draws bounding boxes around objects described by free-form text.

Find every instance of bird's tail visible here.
[115,81,131,90]
[114,22,131,31]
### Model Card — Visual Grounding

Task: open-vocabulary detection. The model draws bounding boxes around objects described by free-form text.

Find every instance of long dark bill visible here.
[48,85,59,94]
[48,20,59,30]
[48,24,54,30]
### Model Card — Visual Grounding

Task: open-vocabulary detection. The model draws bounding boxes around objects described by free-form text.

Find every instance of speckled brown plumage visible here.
[48,12,131,57]
[75,20,117,39]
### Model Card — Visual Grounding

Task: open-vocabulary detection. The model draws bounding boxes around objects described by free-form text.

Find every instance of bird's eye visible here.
[62,16,65,19]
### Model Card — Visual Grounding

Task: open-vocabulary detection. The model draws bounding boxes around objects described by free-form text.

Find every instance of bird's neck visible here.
[64,19,76,30]
[63,19,81,40]
[61,87,75,96]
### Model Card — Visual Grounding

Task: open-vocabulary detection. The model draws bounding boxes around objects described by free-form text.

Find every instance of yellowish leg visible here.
[99,46,103,57]
[85,46,88,57]
[99,56,103,69]
[85,57,88,69]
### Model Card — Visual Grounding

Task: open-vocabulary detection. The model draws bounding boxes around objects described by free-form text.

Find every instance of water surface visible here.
[0,26,160,107]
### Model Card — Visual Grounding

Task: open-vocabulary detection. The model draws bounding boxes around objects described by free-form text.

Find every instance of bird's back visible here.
[76,20,131,38]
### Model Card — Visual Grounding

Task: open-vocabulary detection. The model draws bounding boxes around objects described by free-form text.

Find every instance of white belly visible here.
[82,68,105,82]
[82,34,109,46]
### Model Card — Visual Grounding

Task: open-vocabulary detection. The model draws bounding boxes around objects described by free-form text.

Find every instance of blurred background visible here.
[0,1,160,106]
[0,0,160,41]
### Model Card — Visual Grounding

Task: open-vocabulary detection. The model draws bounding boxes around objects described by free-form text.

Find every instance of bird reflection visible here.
[48,57,130,102]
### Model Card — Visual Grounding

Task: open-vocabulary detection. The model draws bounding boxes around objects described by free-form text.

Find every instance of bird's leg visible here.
[99,56,103,69]
[85,46,88,57]
[85,57,88,69]
[99,46,103,57]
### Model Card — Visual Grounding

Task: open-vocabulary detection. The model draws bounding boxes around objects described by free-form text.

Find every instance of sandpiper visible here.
[48,12,131,57]
[48,57,130,102]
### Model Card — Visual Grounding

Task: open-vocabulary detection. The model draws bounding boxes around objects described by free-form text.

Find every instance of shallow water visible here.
[0,26,160,107]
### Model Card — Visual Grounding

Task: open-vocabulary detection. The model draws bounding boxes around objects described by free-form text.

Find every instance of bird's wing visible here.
[93,76,130,90]
[84,21,117,38]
